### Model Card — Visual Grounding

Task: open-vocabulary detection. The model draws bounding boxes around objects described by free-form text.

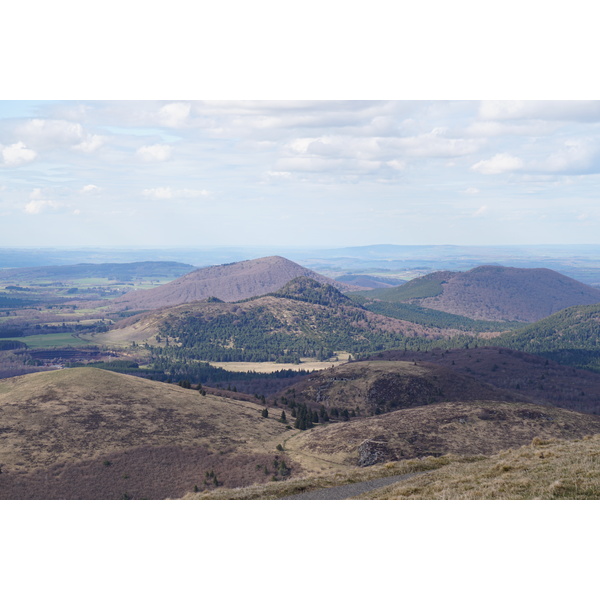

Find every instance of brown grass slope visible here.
[111,255,365,310]
[286,401,600,467]
[0,368,297,499]
[359,435,600,500]
[182,455,451,500]
[408,266,600,322]
[370,347,600,414]
[274,360,532,416]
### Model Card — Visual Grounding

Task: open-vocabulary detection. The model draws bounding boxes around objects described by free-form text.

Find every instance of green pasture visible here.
[2,333,93,348]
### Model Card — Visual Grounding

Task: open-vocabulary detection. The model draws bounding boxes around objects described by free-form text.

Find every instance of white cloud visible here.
[174,188,210,198]
[142,187,210,199]
[265,171,292,179]
[535,140,599,174]
[143,187,173,199]
[471,153,524,175]
[17,118,84,145]
[158,102,191,128]
[81,184,100,193]
[283,130,481,163]
[1,141,37,166]
[386,159,406,171]
[136,144,173,161]
[472,205,489,217]
[194,101,396,141]
[24,199,58,214]
[74,134,105,153]
[389,130,482,158]
[275,156,346,172]
[14,118,105,154]
[29,188,43,199]
[466,120,557,137]
[465,187,480,194]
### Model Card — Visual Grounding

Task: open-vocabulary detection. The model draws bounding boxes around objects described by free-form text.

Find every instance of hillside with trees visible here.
[495,303,600,372]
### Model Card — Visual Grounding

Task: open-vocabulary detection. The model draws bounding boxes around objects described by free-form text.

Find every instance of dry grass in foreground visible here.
[181,454,481,500]
[357,435,600,500]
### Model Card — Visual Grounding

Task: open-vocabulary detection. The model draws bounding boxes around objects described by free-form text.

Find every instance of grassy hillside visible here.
[3,365,599,500]
[359,435,600,499]
[185,428,600,500]
[0,368,298,499]
[183,455,453,500]
[285,400,600,466]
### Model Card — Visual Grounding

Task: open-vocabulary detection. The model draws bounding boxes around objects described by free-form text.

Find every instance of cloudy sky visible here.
[1,100,599,248]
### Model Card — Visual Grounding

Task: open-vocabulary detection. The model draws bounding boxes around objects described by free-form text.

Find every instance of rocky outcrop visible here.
[357,438,396,466]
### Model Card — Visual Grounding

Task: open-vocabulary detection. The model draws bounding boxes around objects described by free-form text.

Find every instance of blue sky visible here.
[2,100,600,247]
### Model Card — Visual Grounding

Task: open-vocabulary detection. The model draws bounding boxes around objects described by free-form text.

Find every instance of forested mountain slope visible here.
[495,303,600,372]
[104,278,470,362]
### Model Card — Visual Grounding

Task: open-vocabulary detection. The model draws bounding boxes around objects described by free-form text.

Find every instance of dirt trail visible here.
[280,472,423,500]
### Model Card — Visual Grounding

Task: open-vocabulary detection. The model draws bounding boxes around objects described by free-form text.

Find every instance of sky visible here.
[1,2,598,250]
[2,100,600,248]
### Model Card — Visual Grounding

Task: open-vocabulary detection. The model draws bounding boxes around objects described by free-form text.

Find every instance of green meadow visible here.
[2,333,93,348]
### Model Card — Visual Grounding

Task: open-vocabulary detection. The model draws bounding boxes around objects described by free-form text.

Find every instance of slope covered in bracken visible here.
[110,255,364,310]
[357,266,600,322]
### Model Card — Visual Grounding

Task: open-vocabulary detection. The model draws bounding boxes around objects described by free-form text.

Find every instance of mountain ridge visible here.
[356,265,600,322]
[111,255,365,311]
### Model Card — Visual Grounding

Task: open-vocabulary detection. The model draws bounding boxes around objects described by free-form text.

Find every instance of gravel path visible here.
[280,472,423,500]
